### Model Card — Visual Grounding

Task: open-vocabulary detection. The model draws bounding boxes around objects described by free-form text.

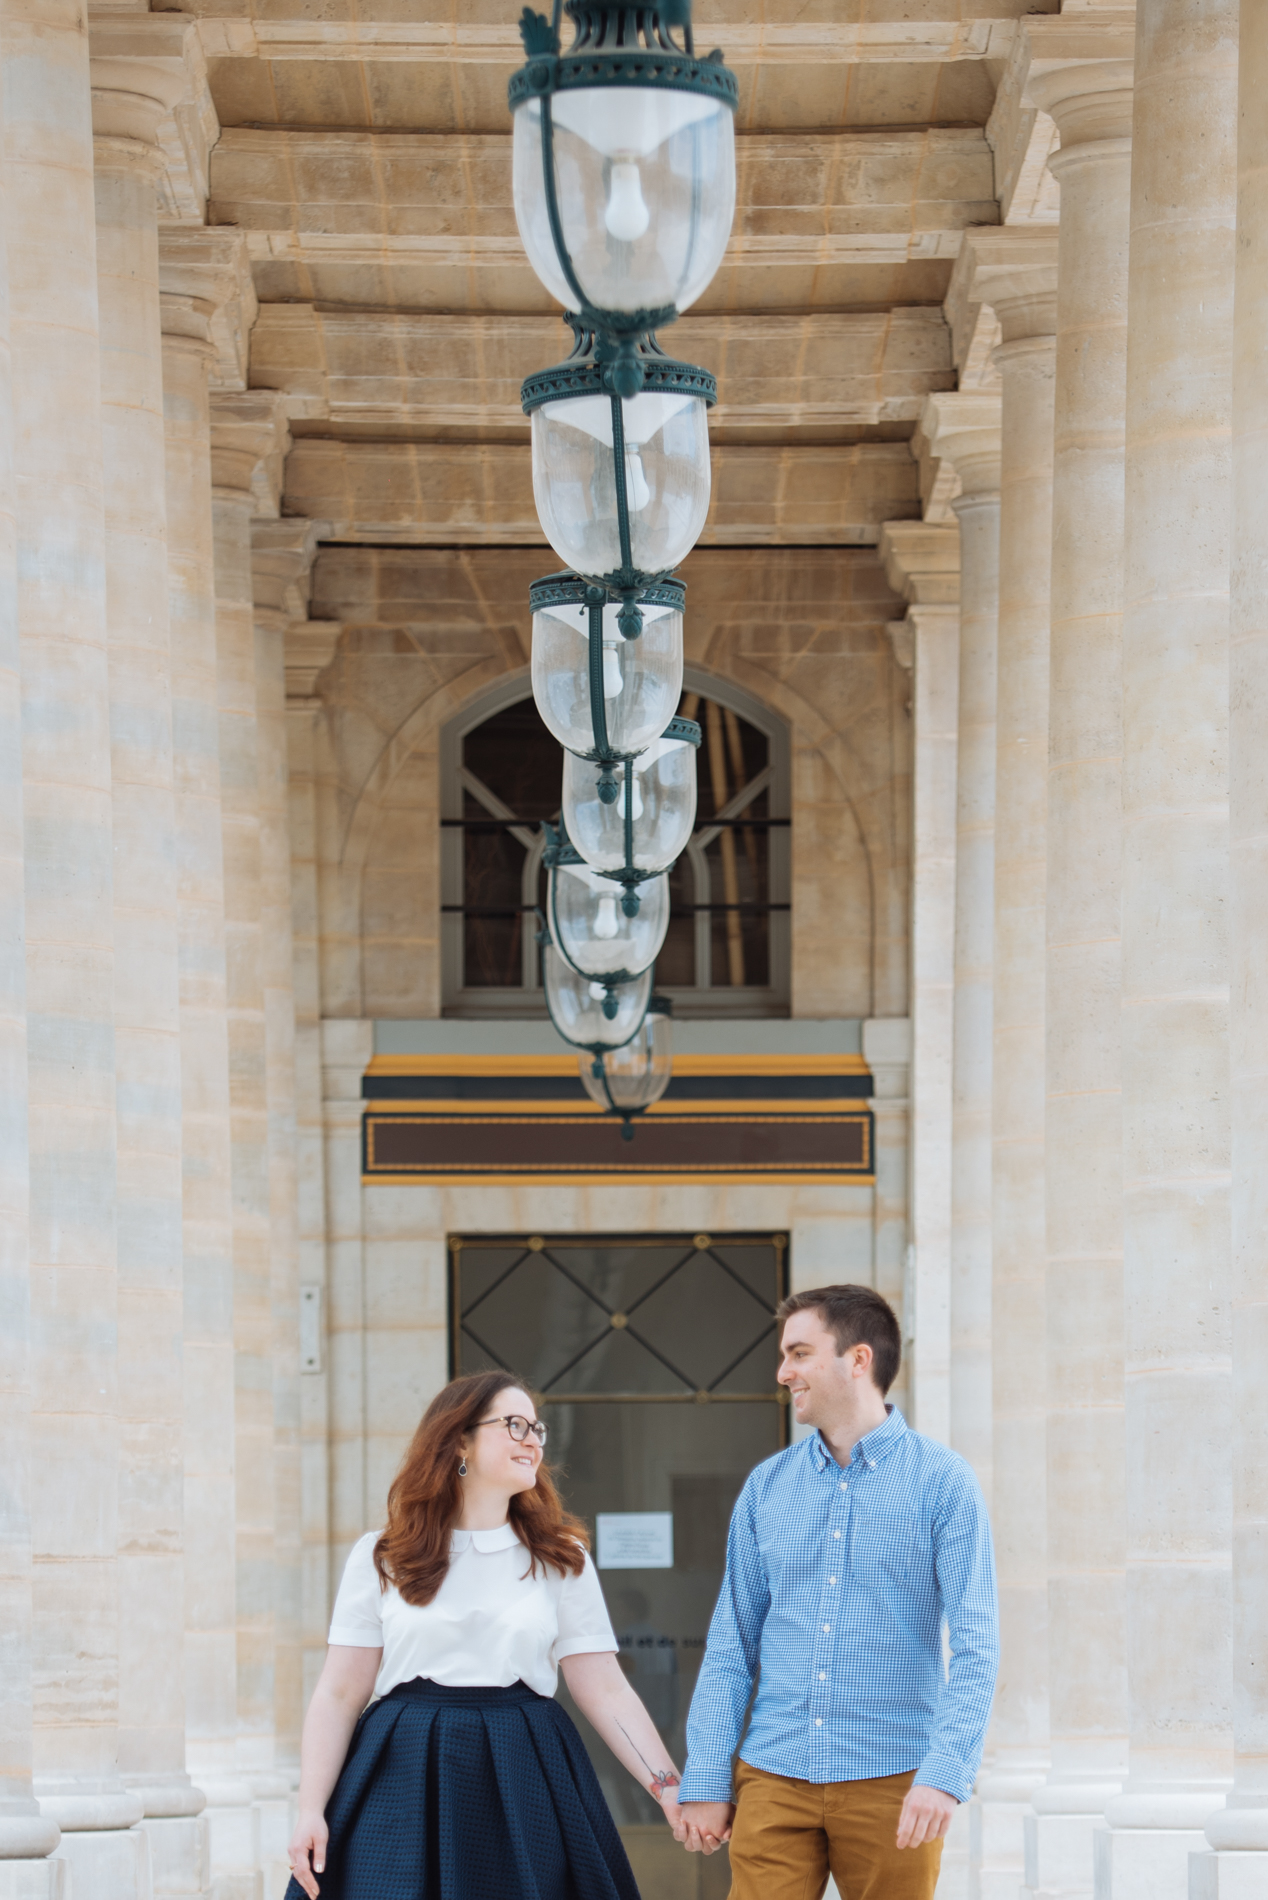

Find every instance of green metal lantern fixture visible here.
[577,995,673,1138]
[562,715,700,874]
[541,942,652,1046]
[509,1,738,370]
[523,327,716,592]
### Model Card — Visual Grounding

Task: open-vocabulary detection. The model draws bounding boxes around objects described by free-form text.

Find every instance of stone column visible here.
[1011,26,1138,1900]
[879,523,961,1448]
[0,20,63,1890]
[209,393,293,1896]
[90,36,209,1896]
[251,522,321,1815]
[280,617,340,1711]
[962,229,1059,1898]
[158,229,254,1896]
[4,4,142,1884]
[1100,0,1238,1891]
[919,392,1003,1504]
[1195,0,1268,1890]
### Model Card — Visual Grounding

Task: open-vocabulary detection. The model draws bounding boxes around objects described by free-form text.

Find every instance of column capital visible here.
[961,229,1060,344]
[89,13,215,218]
[920,391,1003,501]
[285,621,343,702]
[1022,12,1136,155]
[210,392,290,515]
[252,520,327,627]
[160,227,256,389]
[879,521,960,609]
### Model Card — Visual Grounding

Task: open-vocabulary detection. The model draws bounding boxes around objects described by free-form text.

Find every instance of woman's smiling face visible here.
[462,1385,543,1497]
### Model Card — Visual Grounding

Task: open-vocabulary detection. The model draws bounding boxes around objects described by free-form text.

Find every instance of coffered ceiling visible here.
[181,0,1058,546]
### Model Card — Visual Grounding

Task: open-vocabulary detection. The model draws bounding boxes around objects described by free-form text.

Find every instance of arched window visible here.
[440,672,790,1017]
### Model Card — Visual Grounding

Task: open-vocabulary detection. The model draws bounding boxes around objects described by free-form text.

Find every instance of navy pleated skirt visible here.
[284,1678,642,1900]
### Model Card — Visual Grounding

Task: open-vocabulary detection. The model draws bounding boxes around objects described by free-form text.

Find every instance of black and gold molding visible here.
[361,1053,875,1186]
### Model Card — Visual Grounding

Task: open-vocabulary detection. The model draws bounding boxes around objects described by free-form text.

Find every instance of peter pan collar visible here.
[450,1523,521,1555]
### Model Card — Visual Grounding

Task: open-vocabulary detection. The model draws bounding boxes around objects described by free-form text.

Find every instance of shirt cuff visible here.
[326,1627,384,1648]
[677,1765,735,1804]
[553,1637,619,1661]
[912,1750,973,1804]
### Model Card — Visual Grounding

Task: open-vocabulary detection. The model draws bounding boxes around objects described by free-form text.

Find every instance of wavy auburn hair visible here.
[373,1369,588,1606]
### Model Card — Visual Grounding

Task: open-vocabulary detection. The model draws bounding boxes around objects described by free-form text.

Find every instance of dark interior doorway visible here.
[450,1232,790,1895]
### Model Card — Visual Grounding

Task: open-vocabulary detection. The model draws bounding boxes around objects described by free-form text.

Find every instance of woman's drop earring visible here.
[458,1455,468,1477]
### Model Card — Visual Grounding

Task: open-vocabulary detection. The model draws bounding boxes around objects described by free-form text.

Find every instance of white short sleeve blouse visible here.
[327,1525,618,1700]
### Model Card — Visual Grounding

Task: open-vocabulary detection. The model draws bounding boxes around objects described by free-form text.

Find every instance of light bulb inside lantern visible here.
[602,639,622,698]
[617,774,644,822]
[623,448,651,512]
[588,982,608,1002]
[594,894,620,939]
[605,160,650,242]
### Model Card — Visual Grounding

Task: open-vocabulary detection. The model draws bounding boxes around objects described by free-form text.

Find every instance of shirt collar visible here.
[808,1405,907,1473]
[450,1523,521,1554]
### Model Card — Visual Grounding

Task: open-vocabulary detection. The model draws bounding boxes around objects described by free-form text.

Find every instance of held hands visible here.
[662,1793,735,1854]
[896,1784,958,1850]
[287,1811,328,1900]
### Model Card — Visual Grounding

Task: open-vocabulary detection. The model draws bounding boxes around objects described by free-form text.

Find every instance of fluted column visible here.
[920,392,1003,1505]
[1196,0,1268,1887]
[90,38,208,1893]
[158,230,254,1896]
[209,394,293,1894]
[963,229,1058,1899]
[5,2,142,1876]
[1012,28,1137,1900]
[1101,1,1237,1891]
[0,18,62,1888]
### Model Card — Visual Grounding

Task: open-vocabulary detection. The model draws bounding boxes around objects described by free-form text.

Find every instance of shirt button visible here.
[834,1530,841,1538]
[815,1718,823,1727]
[829,1577,836,1585]
[840,1482,848,1491]
[823,1624,831,1633]
[819,1672,826,1680]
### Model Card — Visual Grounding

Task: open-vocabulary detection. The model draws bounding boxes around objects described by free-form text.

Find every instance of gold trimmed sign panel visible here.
[362,1053,874,1186]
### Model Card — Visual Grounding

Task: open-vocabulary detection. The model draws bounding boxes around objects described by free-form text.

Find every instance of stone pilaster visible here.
[209,393,293,1900]
[6,3,140,1881]
[90,38,209,1893]
[1011,20,1138,1900]
[879,522,961,1449]
[158,228,254,1900]
[0,16,63,1892]
[1193,0,1268,1889]
[919,392,1003,1510]
[962,228,1059,1899]
[1101,0,1237,1891]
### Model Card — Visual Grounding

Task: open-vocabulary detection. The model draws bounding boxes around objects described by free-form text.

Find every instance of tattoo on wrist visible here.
[648,1770,680,1799]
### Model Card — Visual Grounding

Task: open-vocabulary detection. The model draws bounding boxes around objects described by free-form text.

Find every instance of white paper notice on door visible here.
[596,1512,674,1570]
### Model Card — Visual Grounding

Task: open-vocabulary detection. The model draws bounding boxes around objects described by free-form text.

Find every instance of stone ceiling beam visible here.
[209,126,998,314]
[194,13,1022,136]
[249,306,954,437]
[282,440,919,548]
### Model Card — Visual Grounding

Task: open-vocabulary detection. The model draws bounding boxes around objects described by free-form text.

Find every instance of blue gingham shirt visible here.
[679,1407,997,1804]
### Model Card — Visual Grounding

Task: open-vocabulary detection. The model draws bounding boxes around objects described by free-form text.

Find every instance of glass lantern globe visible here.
[542,944,652,1048]
[530,573,684,759]
[563,718,699,874]
[531,385,710,579]
[578,997,672,1116]
[511,80,736,323]
[549,857,670,980]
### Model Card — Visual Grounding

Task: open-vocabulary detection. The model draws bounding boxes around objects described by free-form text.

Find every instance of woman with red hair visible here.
[284,1369,682,1900]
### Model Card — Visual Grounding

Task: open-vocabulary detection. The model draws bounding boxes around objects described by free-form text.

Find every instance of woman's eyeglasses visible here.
[475,1413,548,1447]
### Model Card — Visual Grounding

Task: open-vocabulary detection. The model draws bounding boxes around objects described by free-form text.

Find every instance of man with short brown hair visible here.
[663,1284,997,1900]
